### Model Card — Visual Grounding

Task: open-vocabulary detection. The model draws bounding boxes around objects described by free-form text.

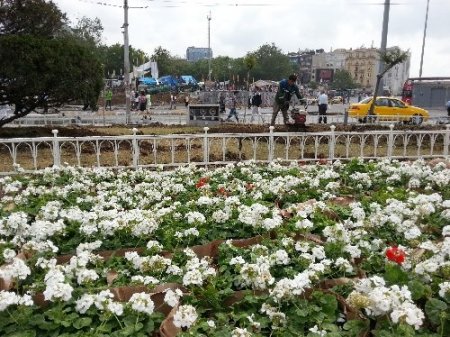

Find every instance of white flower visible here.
[438,282,450,298]
[207,320,216,328]
[390,301,425,330]
[129,292,155,315]
[146,240,163,251]
[442,225,450,237]
[0,257,31,280]
[309,325,327,336]
[107,301,124,316]
[173,304,198,329]
[269,250,290,266]
[231,327,252,337]
[163,288,183,307]
[295,218,314,229]
[0,291,34,311]
[2,249,16,263]
[75,294,95,314]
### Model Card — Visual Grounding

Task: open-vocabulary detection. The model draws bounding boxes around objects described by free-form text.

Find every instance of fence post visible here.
[444,124,450,157]
[343,108,348,125]
[52,129,61,167]
[329,125,336,161]
[132,128,139,168]
[269,125,275,162]
[203,127,209,164]
[387,124,395,158]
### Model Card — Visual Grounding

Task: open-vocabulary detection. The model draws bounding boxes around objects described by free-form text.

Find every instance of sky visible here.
[56,0,450,78]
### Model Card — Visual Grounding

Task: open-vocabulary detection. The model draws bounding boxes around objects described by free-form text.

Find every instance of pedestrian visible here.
[146,91,152,112]
[250,87,264,124]
[105,88,113,111]
[138,91,147,112]
[447,100,450,117]
[184,94,190,108]
[170,93,177,110]
[219,93,226,114]
[317,90,328,124]
[271,74,303,126]
[134,91,139,111]
[357,93,362,102]
[225,91,239,122]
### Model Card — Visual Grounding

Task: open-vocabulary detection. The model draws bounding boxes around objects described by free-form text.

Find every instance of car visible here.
[348,96,429,125]
[330,96,343,104]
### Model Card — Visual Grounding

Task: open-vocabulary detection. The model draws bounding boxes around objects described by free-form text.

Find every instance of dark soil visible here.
[0,123,446,139]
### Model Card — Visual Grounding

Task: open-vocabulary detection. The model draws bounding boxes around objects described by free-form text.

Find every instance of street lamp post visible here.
[419,0,431,78]
[123,0,131,124]
[378,0,390,95]
[207,12,212,82]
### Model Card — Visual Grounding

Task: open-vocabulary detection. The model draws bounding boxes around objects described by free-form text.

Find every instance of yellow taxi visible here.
[348,96,429,124]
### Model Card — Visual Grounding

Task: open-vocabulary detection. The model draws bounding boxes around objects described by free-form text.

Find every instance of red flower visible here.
[217,187,228,196]
[195,177,209,189]
[385,246,406,264]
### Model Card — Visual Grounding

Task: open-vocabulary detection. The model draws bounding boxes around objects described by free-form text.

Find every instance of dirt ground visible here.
[0,123,447,139]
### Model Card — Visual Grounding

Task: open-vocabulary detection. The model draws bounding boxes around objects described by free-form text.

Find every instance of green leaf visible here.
[4,331,36,337]
[384,263,409,285]
[73,317,93,330]
[425,298,448,325]
[408,280,426,300]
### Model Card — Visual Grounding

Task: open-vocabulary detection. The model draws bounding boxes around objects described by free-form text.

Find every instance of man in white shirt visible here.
[317,90,328,124]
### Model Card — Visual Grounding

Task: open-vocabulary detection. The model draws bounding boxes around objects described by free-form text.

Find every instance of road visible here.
[3,99,449,127]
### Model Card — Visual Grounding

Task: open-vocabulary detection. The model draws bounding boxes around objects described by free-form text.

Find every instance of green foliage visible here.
[330,69,358,90]
[0,0,67,37]
[251,43,293,81]
[0,35,104,126]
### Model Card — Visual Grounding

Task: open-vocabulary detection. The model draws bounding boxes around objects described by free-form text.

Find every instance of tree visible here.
[0,0,67,37]
[0,0,104,126]
[71,16,103,47]
[251,43,292,81]
[368,48,409,116]
[243,54,257,89]
[330,69,358,90]
[0,35,103,127]
[151,46,173,76]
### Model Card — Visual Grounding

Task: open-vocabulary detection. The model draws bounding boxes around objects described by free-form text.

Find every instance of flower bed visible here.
[0,159,449,337]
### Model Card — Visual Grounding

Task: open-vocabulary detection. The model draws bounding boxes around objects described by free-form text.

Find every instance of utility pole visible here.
[419,0,431,78]
[123,0,131,124]
[207,11,212,81]
[378,0,390,94]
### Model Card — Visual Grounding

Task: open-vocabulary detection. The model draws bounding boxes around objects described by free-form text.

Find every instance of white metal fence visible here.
[0,125,449,174]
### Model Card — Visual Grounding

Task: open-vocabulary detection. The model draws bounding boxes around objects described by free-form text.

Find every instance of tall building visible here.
[311,49,347,83]
[345,47,379,91]
[287,49,316,84]
[186,47,213,62]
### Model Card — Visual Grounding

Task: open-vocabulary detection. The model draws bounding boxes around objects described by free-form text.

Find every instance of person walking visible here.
[250,87,264,124]
[146,91,152,112]
[105,88,113,111]
[317,90,329,124]
[225,91,239,122]
[446,99,450,117]
[271,74,303,126]
[138,91,147,112]
[170,92,177,110]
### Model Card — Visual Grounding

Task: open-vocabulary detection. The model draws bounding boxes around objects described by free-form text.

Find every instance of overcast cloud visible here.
[56,0,449,78]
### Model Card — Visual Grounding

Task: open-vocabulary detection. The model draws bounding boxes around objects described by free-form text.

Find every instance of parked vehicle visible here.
[401,77,450,108]
[348,96,429,125]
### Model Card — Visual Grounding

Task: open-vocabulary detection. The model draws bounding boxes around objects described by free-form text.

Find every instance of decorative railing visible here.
[0,125,449,174]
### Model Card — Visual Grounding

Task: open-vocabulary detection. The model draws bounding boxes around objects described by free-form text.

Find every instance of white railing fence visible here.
[1,125,449,174]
